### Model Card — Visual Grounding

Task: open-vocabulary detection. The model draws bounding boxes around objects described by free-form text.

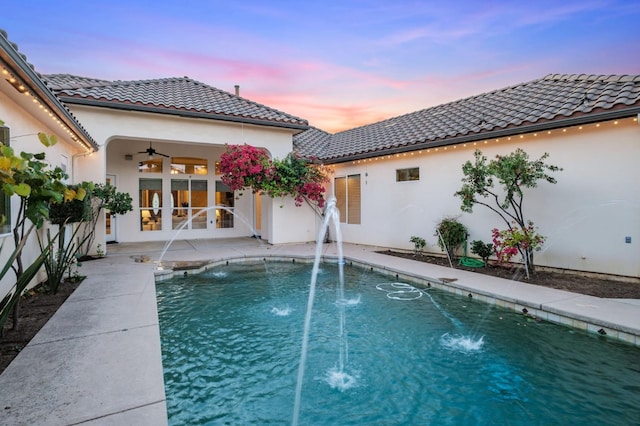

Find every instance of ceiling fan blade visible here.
[133,143,170,157]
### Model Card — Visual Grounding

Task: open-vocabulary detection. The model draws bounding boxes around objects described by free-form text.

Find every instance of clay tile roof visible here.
[292,126,332,158]
[296,74,640,162]
[43,74,309,130]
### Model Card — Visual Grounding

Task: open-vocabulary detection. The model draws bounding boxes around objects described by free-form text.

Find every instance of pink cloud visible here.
[251,92,392,133]
[22,2,638,136]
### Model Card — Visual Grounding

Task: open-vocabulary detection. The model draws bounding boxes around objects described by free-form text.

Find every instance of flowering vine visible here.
[219,144,330,210]
[218,144,272,190]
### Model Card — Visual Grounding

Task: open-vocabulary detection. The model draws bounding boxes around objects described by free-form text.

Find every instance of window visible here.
[0,126,10,234]
[137,153,215,232]
[190,180,208,229]
[334,174,361,224]
[215,181,234,228]
[171,179,208,230]
[171,157,208,175]
[396,167,420,182]
[139,159,163,173]
[139,178,163,231]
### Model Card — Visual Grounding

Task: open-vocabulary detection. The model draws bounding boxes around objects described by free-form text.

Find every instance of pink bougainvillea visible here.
[219,144,272,191]
[219,144,330,210]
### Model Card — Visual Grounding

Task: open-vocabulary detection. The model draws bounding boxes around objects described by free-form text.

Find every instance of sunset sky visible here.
[3,0,639,133]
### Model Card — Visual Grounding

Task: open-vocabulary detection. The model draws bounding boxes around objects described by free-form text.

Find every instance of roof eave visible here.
[0,36,99,151]
[59,97,310,132]
[322,106,640,164]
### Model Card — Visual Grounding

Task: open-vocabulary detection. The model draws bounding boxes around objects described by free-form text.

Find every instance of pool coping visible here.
[0,238,638,425]
[157,253,640,344]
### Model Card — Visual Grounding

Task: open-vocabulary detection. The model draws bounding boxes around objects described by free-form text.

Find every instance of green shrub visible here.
[49,196,92,224]
[470,240,493,265]
[409,236,426,256]
[435,217,468,260]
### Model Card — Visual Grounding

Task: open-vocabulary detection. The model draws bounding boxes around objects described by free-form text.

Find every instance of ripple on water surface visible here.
[157,262,640,425]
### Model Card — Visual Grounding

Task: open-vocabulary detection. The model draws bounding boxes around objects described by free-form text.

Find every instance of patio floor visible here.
[0,237,638,425]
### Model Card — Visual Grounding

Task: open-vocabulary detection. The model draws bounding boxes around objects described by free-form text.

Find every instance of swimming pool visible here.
[156,260,640,425]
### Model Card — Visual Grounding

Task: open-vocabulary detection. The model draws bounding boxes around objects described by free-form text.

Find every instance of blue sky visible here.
[3,0,639,132]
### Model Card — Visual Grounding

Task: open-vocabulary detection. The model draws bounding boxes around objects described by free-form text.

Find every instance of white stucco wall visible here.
[3,86,638,280]
[67,105,312,247]
[330,118,640,278]
[268,196,321,244]
[0,89,87,296]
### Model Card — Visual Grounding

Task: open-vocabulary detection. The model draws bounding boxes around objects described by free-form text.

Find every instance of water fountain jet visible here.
[292,197,351,426]
[156,204,255,270]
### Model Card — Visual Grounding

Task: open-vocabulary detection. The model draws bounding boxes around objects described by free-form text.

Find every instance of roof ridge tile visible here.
[42,74,308,128]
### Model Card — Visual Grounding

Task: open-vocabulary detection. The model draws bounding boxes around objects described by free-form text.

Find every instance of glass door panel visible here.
[171,179,208,230]
[140,178,163,231]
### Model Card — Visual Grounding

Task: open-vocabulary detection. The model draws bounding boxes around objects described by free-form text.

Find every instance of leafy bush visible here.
[409,236,426,256]
[0,131,68,332]
[470,240,493,265]
[492,221,545,269]
[76,182,133,258]
[455,148,561,275]
[49,184,92,224]
[435,217,468,260]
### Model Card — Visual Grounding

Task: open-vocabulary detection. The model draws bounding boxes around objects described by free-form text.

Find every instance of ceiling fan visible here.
[137,142,169,158]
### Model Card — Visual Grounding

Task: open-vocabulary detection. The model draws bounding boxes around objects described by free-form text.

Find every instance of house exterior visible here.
[0,30,99,298]
[42,73,318,246]
[301,75,640,278]
[1,28,639,285]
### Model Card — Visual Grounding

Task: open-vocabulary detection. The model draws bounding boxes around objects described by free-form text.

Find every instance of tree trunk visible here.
[527,248,535,273]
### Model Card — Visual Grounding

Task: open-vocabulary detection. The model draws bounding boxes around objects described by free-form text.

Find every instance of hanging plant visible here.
[219,144,272,191]
[219,144,330,209]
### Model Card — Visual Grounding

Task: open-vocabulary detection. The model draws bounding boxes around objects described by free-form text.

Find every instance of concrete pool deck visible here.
[0,237,638,425]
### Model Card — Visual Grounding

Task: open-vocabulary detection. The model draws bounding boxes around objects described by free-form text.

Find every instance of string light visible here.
[5,60,631,165]
[1,63,94,153]
[337,118,631,166]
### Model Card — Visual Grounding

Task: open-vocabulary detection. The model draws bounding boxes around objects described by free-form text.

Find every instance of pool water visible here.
[156,261,640,425]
